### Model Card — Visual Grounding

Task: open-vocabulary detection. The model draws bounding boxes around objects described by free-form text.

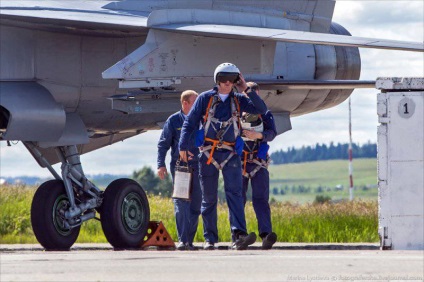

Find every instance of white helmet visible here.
[214,62,240,83]
[241,114,264,141]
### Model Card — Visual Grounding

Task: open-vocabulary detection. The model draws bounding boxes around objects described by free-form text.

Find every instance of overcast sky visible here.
[1,0,423,178]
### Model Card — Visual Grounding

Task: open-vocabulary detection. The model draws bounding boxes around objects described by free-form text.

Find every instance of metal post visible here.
[348,98,354,201]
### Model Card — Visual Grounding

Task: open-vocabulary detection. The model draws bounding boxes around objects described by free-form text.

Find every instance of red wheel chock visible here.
[141,221,175,250]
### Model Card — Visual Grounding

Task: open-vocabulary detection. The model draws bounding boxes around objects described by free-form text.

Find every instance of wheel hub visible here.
[53,195,72,236]
[122,192,144,234]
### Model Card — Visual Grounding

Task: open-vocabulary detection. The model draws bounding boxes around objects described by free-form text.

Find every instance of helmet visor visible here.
[216,72,239,83]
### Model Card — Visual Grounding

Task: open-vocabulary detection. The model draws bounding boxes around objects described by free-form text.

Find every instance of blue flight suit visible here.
[179,87,267,244]
[157,110,201,245]
[241,111,277,239]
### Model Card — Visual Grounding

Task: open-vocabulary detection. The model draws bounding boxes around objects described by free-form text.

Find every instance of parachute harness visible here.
[242,141,270,179]
[241,115,269,178]
[200,94,241,170]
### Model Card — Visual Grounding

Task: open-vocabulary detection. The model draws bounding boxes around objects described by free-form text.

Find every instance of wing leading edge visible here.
[245,79,376,90]
[151,23,423,53]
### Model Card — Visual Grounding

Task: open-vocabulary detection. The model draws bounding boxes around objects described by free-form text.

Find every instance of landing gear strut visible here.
[28,144,150,250]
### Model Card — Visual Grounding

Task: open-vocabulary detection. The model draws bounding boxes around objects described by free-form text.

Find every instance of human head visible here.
[214,62,240,84]
[181,90,198,115]
[242,82,260,122]
[214,62,240,94]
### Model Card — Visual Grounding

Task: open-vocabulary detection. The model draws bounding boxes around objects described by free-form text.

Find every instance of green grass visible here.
[269,158,376,188]
[268,158,377,203]
[0,184,379,244]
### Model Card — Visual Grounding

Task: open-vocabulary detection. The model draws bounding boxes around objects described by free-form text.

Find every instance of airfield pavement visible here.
[1,243,423,282]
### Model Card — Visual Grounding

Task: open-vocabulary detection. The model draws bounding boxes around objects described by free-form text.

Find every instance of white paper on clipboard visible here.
[173,170,192,200]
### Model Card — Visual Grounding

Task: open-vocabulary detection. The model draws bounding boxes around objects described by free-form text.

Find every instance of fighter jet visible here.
[0,0,422,250]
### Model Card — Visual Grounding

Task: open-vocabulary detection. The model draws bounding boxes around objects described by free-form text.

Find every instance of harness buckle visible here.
[217,142,223,149]
[218,121,229,129]
[216,129,225,140]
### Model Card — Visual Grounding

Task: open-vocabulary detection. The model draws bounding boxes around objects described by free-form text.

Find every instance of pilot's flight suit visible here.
[157,110,201,246]
[241,111,277,239]
[179,87,267,244]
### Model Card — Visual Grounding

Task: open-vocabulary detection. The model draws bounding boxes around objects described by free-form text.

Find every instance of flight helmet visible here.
[241,113,264,141]
[214,62,240,84]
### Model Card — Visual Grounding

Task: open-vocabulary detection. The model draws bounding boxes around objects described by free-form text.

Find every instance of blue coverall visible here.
[241,111,277,239]
[179,87,267,244]
[157,110,201,245]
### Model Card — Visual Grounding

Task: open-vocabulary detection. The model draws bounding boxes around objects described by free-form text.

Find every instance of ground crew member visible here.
[241,82,278,250]
[178,62,268,250]
[157,90,201,251]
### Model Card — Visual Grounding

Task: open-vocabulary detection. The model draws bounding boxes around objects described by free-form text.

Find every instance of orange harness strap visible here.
[203,96,214,123]
[204,137,235,165]
[243,151,248,175]
[242,149,258,175]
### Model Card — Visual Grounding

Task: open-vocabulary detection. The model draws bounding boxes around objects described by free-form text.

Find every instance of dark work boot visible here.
[186,243,197,251]
[262,232,277,250]
[233,232,256,250]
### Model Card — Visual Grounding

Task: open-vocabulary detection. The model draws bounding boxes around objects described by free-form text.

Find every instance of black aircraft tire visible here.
[31,180,80,250]
[101,178,150,249]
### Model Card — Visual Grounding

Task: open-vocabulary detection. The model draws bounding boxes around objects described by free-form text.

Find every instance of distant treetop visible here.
[270,142,376,164]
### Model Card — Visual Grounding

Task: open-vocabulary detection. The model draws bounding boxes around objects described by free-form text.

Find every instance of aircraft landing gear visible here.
[28,144,150,250]
[31,179,81,250]
[101,179,150,248]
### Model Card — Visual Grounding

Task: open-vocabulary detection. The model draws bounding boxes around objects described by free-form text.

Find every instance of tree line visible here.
[270,142,377,164]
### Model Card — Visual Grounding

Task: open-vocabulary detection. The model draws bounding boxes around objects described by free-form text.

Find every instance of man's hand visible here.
[235,73,248,94]
[179,150,194,162]
[157,167,168,180]
[243,129,263,140]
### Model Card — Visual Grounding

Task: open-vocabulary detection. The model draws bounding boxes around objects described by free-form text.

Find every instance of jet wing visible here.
[151,23,423,52]
[2,3,422,51]
[246,79,376,90]
[0,1,149,35]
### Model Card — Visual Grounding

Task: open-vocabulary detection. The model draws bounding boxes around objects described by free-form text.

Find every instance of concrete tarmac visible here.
[1,243,423,282]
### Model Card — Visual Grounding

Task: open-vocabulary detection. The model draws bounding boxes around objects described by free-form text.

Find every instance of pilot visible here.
[240,82,278,249]
[178,62,267,250]
[157,90,201,251]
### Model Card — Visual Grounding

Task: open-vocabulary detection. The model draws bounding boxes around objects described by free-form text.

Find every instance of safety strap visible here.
[242,156,269,179]
[203,96,215,133]
[201,137,235,169]
[232,97,241,137]
[202,94,240,140]
[200,93,241,169]
[242,141,269,178]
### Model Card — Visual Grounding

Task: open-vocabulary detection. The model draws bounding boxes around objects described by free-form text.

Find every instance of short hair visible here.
[180,90,198,103]
[246,82,259,91]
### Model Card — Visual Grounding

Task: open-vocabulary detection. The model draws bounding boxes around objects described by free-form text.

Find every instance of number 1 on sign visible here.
[403,103,409,114]
[398,97,415,119]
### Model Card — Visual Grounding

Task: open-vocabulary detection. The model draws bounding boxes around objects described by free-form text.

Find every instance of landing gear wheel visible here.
[31,180,81,250]
[101,178,150,248]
